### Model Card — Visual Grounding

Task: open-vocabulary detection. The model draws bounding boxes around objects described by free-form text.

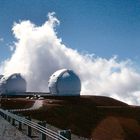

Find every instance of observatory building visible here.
[48,69,81,96]
[0,73,26,94]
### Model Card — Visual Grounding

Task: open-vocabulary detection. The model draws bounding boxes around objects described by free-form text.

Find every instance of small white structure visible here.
[48,69,81,96]
[0,73,26,93]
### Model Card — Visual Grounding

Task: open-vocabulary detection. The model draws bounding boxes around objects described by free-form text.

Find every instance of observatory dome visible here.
[0,73,26,94]
[48,69,81,96]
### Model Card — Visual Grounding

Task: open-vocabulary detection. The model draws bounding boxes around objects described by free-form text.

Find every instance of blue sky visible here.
[0,0,140,66]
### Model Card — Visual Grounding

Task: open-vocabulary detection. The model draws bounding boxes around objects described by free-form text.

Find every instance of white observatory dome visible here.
[48,69,81,96]
[0,73,26,94]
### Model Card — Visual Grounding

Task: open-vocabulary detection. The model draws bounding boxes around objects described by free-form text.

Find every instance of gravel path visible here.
[0,115,31,140]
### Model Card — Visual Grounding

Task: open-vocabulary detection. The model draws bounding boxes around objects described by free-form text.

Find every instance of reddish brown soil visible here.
[92,116,140,140]
[1,95,140,140]
[0,98,35,109]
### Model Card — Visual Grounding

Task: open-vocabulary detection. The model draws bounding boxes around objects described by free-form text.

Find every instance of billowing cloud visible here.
[1,13,140,105]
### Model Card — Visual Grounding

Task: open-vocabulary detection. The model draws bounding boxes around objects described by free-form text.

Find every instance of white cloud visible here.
[1,12,140,105]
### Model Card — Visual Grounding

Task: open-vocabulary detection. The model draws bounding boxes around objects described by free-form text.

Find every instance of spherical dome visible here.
[0,73,26,94]
[48,69,81,96]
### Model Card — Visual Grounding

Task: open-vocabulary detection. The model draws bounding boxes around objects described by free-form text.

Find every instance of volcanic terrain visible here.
[1,95,140,140]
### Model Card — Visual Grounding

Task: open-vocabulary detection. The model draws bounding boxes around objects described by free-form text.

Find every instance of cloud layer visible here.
[1,13,140,105]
